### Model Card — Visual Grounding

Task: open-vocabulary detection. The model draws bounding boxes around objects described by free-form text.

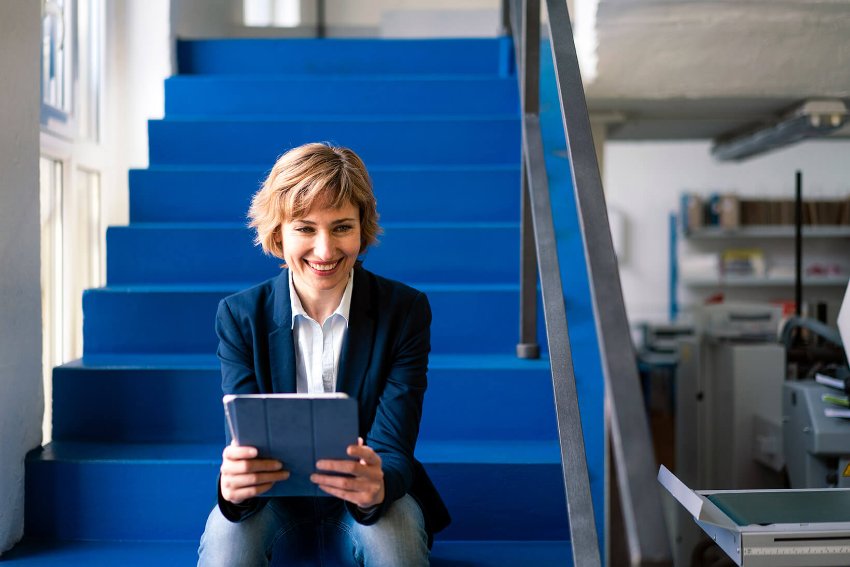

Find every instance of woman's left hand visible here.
[311,437,385,509]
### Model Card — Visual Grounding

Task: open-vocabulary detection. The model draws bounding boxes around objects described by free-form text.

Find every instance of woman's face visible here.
[280,201,361,300]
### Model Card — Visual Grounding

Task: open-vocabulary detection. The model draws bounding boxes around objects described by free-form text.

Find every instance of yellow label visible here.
[842,463,850,477]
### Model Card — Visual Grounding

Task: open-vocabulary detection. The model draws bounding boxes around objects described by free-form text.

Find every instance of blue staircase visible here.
[13,38,583,565]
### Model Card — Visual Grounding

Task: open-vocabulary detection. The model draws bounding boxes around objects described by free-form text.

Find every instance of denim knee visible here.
[348,495,429,567]
[197,505,276,567]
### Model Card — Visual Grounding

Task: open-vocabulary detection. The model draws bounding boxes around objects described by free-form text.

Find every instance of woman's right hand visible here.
[220,442,289,504]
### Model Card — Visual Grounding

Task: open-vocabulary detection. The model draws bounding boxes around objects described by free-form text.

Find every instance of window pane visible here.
[244,0,272,26]
[244,0,301,27]
[65,168,103,360]
[273,0,300,27]
[40,157,64,443]
[41,0,72,112]
[77,0,103,142]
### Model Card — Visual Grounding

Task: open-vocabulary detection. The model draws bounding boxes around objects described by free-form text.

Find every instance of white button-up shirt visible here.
[289,270,354,394]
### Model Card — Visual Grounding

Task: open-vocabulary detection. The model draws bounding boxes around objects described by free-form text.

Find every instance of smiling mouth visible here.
[306,260,340,273]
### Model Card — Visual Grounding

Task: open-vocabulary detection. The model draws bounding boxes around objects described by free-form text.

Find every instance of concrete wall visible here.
[590,0,850,99]
[0,0,44,555]
[604,139,850,325]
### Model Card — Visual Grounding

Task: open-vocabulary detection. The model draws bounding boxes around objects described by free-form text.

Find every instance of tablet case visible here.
[223,393,359,497]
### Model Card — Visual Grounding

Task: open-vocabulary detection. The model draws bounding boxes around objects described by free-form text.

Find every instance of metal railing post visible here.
[514,0,603,564]
[543,0,672,564]
[517,0,541,360]
[517,169,540,359]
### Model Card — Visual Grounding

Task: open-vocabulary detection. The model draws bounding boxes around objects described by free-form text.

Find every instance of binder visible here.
[223,393,359,497]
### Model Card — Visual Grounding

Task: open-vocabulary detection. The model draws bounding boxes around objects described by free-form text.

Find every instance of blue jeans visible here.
[197,495,429,567]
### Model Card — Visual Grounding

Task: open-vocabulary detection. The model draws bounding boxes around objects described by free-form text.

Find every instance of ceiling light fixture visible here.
[711,99,848,161]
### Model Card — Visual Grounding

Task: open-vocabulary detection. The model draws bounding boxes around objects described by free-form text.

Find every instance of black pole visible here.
[795,170,802,317]
[316,0,325,38]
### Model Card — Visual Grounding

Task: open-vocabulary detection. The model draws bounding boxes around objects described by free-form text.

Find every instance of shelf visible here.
[683,275,849,288]
[685,225,850,240]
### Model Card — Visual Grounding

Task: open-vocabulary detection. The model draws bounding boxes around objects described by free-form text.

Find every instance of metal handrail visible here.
[507,0,673,565]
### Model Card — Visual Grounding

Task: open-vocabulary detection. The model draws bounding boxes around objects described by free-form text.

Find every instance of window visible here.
[40,0,106,442]
[244,0,301,28]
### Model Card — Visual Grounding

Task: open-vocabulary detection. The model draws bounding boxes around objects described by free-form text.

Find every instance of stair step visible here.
[432,540,572,566]
[147,117,520,166]
[129,165,520,223]
[176,38,514,76]
[53,355,555,443]
[82,284,546,356]
[1,540,199,565]
[106,223,519,285]
[25,441,567,541]
[165,76,519,117]
[3,538,571,566]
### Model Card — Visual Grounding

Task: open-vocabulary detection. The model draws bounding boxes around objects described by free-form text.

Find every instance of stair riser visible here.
[177,38,513,76]
[166,77,519,116]
[25,458,566,541]
[148,119,520,166]
[106,225,519,285]
[82,288,546,356]
[52,366,557,444]
[3,540,572,566]
[429,463,569,540]
[129,167,520,223]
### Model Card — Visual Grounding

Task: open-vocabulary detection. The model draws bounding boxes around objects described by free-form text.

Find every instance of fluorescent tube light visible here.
[711,99,848,161]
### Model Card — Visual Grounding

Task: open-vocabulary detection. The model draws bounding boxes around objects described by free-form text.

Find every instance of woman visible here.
[197,143,449,566]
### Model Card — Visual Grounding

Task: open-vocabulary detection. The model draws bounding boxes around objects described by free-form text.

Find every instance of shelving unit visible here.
[671,215,850,321]
[686,225,850,240]
[683,275,848,288]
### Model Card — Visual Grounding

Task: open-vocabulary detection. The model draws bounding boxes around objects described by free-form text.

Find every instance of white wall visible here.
[102,0,171,232]
[604,139,850,324]
[171,0,503,38]
[0,0,44,555]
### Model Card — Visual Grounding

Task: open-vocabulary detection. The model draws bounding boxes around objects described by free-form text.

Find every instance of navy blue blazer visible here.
[214,266,449,536]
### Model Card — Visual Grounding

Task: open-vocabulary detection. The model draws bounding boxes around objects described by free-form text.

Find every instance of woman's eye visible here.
[334,225,353,233]
[294,226,314,234]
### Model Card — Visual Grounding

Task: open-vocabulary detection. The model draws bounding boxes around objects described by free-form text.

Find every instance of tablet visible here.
[223,393,359,497]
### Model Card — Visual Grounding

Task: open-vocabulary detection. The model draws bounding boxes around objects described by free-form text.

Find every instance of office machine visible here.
[782,282,850,490]
[664,281,850,566]
[660,465,850,567]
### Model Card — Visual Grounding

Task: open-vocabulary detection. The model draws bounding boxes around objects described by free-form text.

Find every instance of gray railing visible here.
[507,1,673,565]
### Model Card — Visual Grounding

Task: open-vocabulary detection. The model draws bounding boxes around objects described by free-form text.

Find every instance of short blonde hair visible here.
[248,143,381,259]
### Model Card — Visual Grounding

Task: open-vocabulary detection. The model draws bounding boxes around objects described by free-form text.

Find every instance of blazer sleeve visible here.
[214,297,267,523]
[346,291,431,525]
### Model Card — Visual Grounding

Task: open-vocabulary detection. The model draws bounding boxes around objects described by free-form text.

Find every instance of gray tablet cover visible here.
[223,393,359,497]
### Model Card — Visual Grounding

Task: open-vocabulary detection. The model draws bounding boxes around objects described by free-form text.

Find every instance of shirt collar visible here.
[289,269,354,329]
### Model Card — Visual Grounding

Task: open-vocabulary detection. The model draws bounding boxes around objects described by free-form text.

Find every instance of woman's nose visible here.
[313,231,334,259]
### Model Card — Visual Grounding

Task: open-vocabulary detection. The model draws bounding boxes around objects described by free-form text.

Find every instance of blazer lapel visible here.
[337,268,375,400]
[269,270,297,393]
